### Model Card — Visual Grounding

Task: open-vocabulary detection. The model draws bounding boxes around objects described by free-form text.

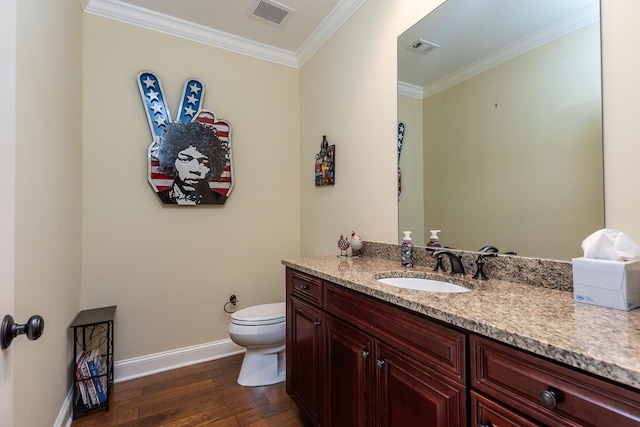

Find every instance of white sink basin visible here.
[377,277,471,293]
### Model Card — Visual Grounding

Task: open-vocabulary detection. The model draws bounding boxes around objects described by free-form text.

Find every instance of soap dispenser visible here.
[401,231,414,267]
[428,230,442,247]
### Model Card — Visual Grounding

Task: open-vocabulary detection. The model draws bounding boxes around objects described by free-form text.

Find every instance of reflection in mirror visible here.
[397,0,603,261]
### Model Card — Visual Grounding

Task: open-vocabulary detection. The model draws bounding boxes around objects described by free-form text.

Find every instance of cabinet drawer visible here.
[287,269,323,306]
[471,390,542,427]
[324,282,466,384]
[471,335,640,427]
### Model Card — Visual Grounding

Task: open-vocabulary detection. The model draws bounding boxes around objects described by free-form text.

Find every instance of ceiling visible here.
[82,0,366,68]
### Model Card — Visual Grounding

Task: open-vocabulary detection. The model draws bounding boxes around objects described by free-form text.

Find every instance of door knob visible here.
[1,314,45,349]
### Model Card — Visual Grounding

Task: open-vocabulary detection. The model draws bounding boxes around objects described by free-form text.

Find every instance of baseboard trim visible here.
[54,388,73,427]
[56,338,244,426]
[114,338,244,383]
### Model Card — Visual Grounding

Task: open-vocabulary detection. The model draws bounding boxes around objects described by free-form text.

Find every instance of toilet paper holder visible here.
[224,295,238,313]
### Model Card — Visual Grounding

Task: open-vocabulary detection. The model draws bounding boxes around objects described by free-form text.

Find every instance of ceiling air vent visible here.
[408,39,439,54]
[247,0,295,27]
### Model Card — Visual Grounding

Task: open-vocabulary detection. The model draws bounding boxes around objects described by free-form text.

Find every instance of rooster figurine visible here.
[350,231,364,257]
[337,234,350,257]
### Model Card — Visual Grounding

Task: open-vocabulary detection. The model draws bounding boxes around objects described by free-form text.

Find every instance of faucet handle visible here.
[431,251,446,272]
[473,253,497,280]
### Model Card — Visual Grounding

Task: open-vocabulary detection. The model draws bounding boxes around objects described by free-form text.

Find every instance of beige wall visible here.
[300,0,444,256]
[81,15,301,359]
[14,0,83,425]
[422,23,603,260]
[397,94,425,245]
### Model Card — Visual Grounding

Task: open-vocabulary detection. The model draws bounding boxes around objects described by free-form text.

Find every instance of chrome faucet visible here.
[431,250,465,275]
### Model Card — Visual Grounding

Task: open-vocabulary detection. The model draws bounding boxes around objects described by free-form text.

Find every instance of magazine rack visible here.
[70,306,116,420]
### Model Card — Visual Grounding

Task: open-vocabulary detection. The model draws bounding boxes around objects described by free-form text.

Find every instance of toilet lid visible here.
[231,302,285,325]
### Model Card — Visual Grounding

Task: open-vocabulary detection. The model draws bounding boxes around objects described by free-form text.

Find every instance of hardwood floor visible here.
[71,354,312,427]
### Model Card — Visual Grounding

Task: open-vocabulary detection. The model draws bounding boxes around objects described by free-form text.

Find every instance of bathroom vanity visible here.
[283,256,640,426]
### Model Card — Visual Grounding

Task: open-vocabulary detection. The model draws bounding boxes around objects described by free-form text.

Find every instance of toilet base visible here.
[237,345,286,387]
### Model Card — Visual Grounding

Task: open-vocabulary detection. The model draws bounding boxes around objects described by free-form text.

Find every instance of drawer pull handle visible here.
[376,359,385,368]
[301,284,309,290]
[361,350,370,360]
[538,389,558,408]
[313,320,321,327]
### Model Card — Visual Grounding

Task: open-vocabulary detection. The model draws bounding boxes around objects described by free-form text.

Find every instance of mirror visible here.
[397,0,603,261]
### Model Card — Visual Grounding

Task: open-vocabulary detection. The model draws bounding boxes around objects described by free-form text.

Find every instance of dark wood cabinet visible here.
[376,341,465,427]
[323,314,373,427]
[323,280,466,385]
[287,295,323,426]
[471,390,542,427]
[286,268,467,427]
[471,334,640,427]
[286,266,640,427]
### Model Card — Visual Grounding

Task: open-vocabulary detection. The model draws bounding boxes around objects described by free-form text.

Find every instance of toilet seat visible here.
[231,302,285,326]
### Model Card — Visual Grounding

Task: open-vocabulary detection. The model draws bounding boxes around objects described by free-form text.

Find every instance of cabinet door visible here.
[287,297,323,426]
[324,314,374,427]
[471,391,542,427]
[471,335,640,427]
[375,342,466,427]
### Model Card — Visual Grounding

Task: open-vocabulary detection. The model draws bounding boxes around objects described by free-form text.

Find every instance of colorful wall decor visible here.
[315,135,335,186]
[397,121,405,200]
[137,71,234,205]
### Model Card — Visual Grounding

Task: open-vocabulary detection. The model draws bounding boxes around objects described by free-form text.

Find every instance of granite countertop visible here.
[282,255,640,391]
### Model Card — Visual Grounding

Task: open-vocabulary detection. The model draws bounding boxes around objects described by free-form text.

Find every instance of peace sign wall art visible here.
[137,71,234,205]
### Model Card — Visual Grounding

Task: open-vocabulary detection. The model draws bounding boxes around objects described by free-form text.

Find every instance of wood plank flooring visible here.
[71,354,312,427]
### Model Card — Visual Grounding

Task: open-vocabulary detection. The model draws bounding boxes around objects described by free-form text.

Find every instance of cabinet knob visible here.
[376,359,385,368]
[477,424,490,427]
[538,389,558,409]
[361,350,370,359]
[301,284,309,290]
[313,320,321,327]
[1,314,45,350]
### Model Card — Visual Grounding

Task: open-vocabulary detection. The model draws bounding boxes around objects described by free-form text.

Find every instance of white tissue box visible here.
[572,257,640,311]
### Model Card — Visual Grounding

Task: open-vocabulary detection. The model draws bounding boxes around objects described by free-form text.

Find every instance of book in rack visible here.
[70,306,116,419]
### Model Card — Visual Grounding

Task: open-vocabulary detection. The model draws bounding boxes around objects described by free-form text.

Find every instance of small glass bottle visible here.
[401,231,413,267]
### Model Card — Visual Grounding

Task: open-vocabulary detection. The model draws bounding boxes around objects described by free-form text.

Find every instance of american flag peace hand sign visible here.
[137,71,234,205]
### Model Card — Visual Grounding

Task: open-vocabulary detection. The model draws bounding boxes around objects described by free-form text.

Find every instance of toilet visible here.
[227,302,286,386]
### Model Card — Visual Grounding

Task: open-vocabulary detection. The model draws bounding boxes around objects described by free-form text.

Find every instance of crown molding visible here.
[423,4,599,98]
[83,0,299,67]
[83,0,366,69]
[296,0,367,67]
[398,81,424,99]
